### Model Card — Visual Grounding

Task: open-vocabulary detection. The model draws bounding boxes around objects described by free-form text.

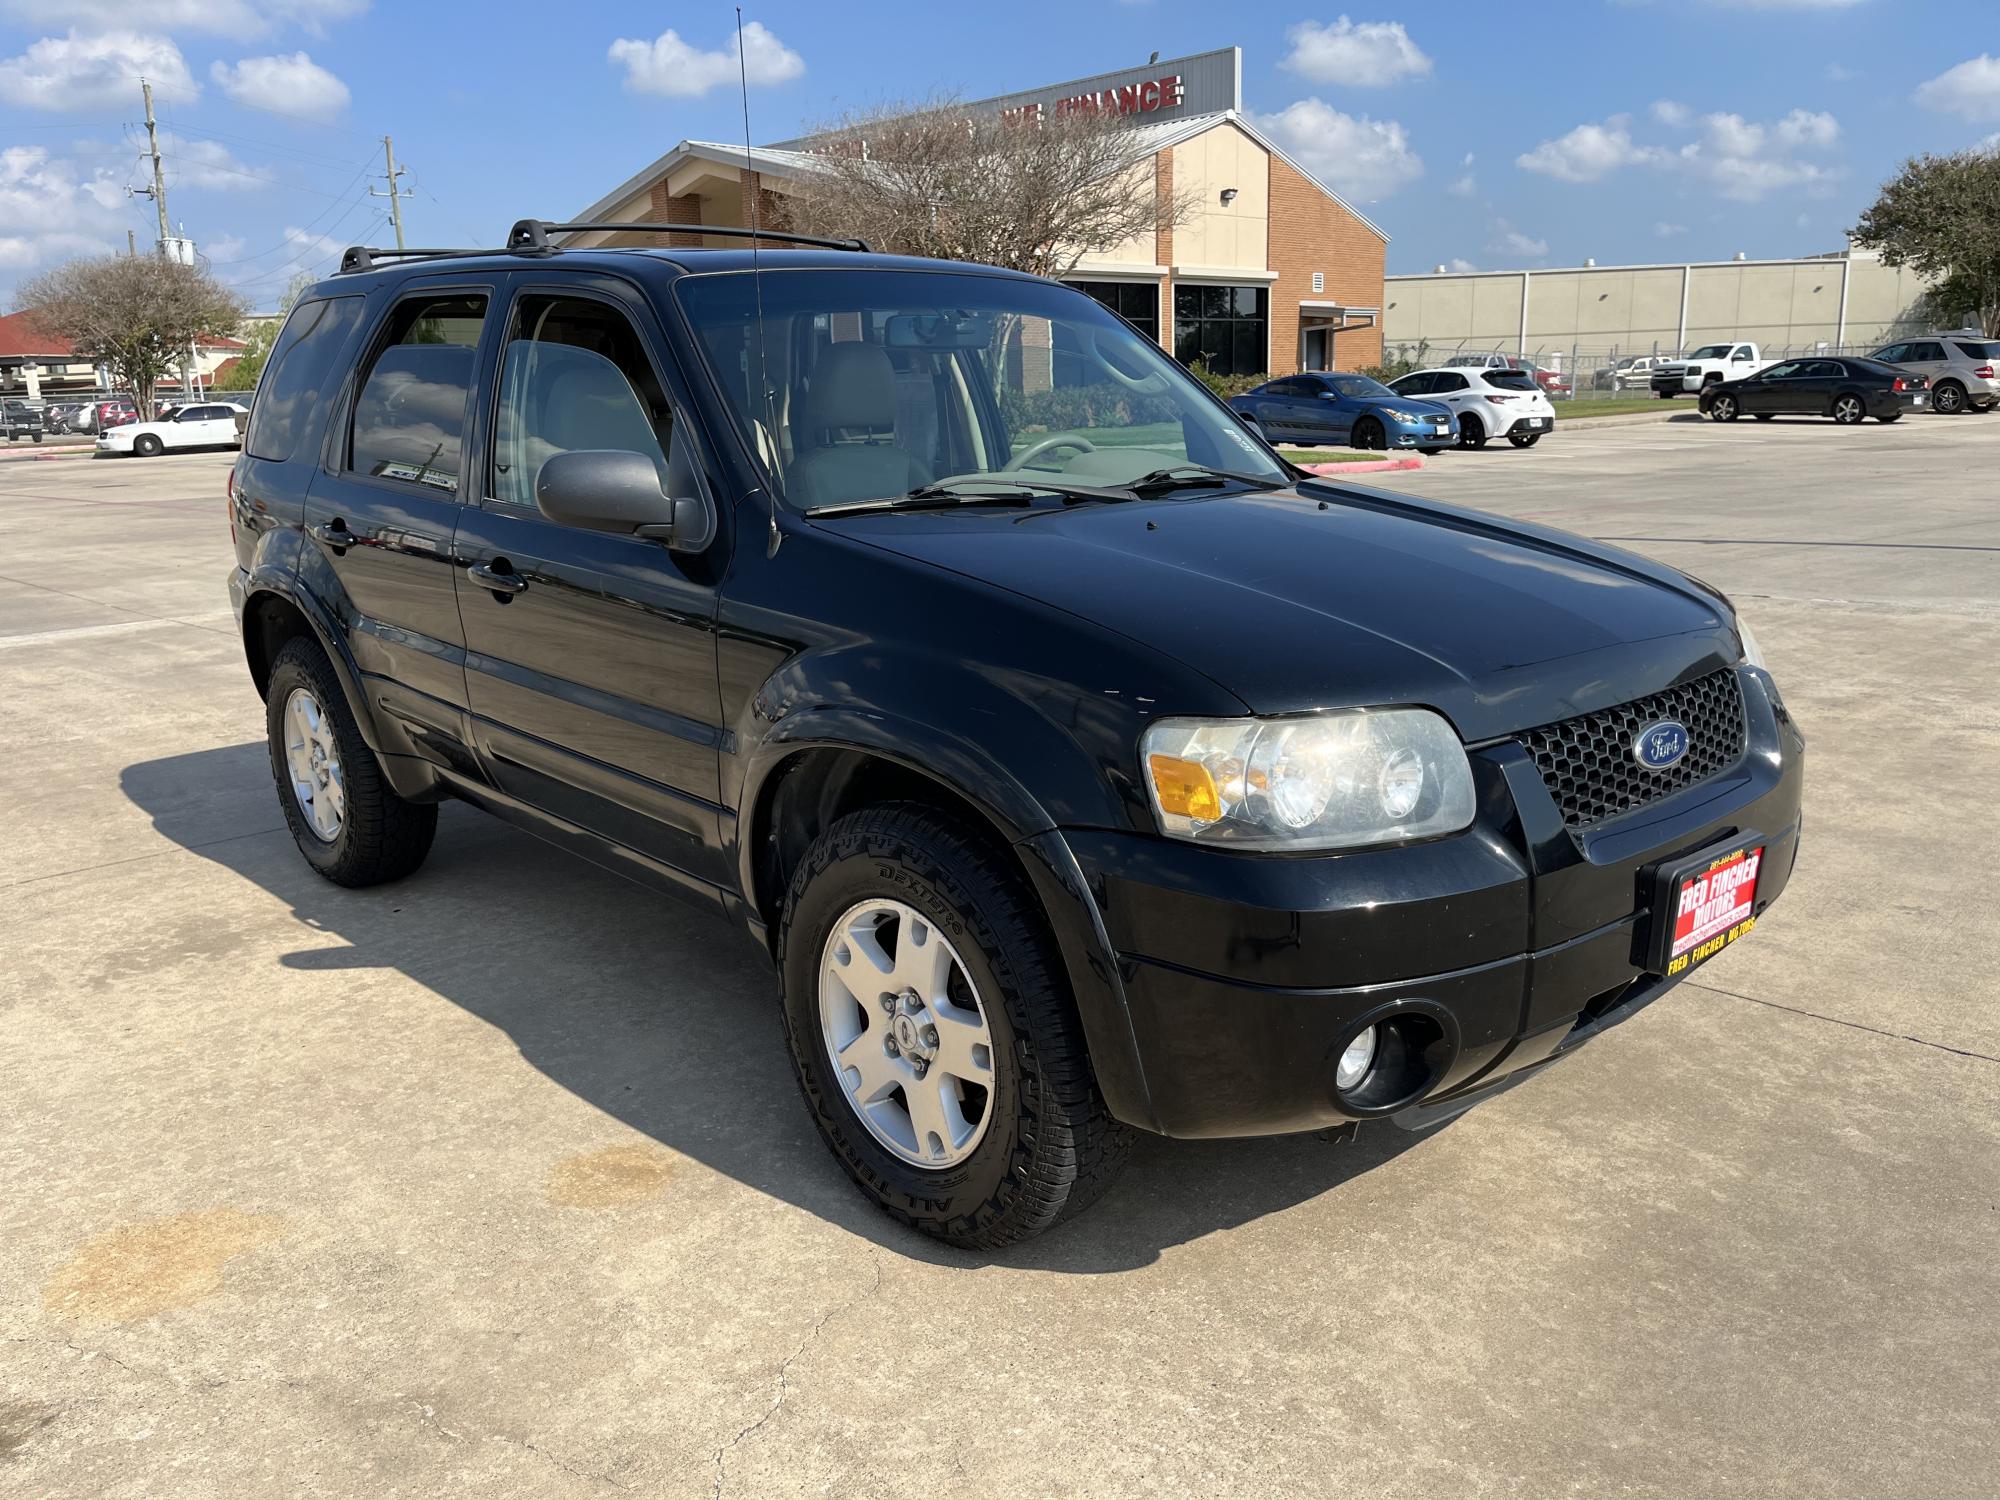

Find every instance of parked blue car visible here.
[1230,372,1458,453]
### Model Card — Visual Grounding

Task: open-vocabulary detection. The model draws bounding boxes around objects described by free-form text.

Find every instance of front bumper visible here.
[1386,415,1457,447]
[1058,666,1804,1138]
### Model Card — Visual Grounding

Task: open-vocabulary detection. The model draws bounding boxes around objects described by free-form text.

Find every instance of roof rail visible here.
[337,245,490,274]
[506,219,871,254]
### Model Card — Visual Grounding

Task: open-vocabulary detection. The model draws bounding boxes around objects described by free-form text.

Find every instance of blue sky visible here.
[2,0,1997,311]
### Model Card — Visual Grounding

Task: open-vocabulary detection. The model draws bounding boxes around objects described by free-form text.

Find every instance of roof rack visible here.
[337,245,490,274]
[506,219,871,254]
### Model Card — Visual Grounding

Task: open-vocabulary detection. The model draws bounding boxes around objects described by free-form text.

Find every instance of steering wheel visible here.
[1004,432,1097,471]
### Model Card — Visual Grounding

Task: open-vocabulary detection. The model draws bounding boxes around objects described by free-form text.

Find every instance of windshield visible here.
[1327,374,1395,398]
[675,269,1287,511]
[1687,344,1734,359]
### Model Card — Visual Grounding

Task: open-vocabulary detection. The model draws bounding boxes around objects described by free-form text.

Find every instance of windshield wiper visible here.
[804,476,1138,517]
[1124,465,1286,495]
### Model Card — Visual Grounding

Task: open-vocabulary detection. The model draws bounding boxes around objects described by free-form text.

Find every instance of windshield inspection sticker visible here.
[1225,426,1260,453]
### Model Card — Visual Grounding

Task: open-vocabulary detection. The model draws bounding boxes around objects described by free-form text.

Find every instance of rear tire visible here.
[1932,381,1965,415]
[1457,413,1487,449]
[265,637,437,887]
[778,803,1131,1248]
[1831,393,1867,425]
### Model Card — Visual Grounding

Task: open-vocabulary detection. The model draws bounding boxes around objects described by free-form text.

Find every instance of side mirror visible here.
[535,448,715,553]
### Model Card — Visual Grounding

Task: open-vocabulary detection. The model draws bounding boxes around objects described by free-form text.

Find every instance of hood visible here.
[1362,394,1453,419]
[821,483,1737,741]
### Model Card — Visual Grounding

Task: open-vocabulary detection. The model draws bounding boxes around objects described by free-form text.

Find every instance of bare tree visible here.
[14,254,248,419]
[780,96,1193,277]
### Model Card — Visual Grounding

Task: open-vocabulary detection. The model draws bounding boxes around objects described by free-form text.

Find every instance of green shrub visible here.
[999,381,1178,432]
[1184,358,1266,399]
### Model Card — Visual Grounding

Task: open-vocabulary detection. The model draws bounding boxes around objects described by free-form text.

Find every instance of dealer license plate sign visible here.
[1652,842,1764,977]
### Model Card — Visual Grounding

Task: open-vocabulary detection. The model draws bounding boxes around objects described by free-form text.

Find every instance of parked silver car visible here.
[1866,333,1999,415]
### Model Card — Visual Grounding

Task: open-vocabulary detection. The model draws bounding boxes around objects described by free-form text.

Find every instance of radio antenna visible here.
[736,5,782,553]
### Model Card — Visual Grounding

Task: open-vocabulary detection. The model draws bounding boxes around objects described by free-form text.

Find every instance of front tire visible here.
[778,803,1130,1248]
[1352,416,1385,451]
[1754,412,1775,421]
[265,637,437,887]
[1708,394,1739,422]
[133,433,163,457]
[1507,432,1541,448]
[1457,413,1487,449]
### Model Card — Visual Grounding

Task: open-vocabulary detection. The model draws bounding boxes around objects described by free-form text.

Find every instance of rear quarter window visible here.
[245,296,365,463]
[1952,340,2000,361]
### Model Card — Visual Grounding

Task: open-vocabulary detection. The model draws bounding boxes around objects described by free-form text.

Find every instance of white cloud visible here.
[1487,219,1547,258]
[1516,116,1662,182]
[204,232,248,261]
[1447,257,1477,273]
[1250,98,1422,201]
[158,132,265,191]
[281,225,345,262]
[1447,151,1476,196]
[0,30,197,111]
[210,52,350,120]
[1281,18,1432,85]
[1914,55,2000,123]
[1825,63,1856,82]
[0,145,123,272]
[608,21,803,98]
[0,1,368,37]
[1677,109,1840,199]
[1651,99,1690,126]
[1654,221,1687,237]
[1519,107,1841,200]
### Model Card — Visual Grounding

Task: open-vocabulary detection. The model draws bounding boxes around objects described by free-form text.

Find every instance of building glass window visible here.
[1173,284,1268,377]
[1065,279,1159,342]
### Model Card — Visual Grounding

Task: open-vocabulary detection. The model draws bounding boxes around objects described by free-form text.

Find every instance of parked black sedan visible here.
[1699,355,1928,425]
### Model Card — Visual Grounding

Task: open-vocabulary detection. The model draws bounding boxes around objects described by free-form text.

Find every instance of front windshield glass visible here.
[1687,343,1733,359]
[1327,374,1394,398]
[675,268,1287,511]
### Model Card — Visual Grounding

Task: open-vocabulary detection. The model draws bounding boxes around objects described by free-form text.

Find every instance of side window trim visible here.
[331,276,499,499]
[481,277,714,521]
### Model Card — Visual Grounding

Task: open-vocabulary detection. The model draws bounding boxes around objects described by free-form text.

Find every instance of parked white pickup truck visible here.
[1650,342,1772,397]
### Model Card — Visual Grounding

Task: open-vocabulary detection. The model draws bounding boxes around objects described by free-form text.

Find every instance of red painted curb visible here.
[1299,457,1424,476]
[0,447,101,463]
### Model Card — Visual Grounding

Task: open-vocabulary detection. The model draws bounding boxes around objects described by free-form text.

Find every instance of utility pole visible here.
[127,229,137,256]
[369,136,411,250]
[137,79,171,256]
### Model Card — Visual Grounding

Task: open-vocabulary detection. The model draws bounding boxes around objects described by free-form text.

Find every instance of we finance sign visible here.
[1000,75,1186,126]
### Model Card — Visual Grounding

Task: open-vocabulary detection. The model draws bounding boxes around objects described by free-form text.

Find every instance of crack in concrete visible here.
[1688,981,2000,1065]
[402,1395,630,1491]
[710,1257,885,1500]
[3,1334,151,1382]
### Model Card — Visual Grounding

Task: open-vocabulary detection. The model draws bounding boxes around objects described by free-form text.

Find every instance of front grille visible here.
[1521,668,1747,830]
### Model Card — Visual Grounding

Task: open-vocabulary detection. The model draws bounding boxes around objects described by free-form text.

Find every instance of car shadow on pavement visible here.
[122,743,1430,1273]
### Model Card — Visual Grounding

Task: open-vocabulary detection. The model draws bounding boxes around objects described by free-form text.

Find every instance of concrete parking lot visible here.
[3,413,1996,1498]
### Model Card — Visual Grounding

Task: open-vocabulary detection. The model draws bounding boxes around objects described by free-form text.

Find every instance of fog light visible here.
[1335,1026,1378,1091]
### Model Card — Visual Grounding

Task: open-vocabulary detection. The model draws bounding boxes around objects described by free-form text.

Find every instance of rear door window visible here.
[349,294,487,492]
[245,295,364,463]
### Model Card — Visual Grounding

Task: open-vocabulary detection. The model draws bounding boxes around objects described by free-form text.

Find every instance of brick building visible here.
[566,47,1387,378]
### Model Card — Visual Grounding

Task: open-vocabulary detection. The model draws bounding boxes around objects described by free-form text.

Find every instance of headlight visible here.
[1142,708,1477,851]
[1384,409,1431,424]
[1736,615,1767,671]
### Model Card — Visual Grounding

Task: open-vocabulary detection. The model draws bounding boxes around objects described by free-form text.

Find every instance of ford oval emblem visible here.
[1634,720,1690,771]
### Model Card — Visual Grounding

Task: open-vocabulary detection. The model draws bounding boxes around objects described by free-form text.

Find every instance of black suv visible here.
[4,399,44,443]
[228,221,1805,1247]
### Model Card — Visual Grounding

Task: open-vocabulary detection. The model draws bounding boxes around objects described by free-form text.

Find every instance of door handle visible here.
[466,560,528,597]
[308,519,357,551]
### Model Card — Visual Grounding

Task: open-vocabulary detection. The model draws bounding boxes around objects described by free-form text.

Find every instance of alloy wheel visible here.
[818,898,995,1169]
[1934,383,1963,414]
[1833,395,1864,424]
[282,686,345,841]
[1712,396,1737,422]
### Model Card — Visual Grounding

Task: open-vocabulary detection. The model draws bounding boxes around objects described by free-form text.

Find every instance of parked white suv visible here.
[96,401,246,458]
[1866,334,1999,415]
[1389,367,1556,448]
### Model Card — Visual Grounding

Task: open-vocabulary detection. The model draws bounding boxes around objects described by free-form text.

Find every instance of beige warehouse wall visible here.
[1386,251,1939,360]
